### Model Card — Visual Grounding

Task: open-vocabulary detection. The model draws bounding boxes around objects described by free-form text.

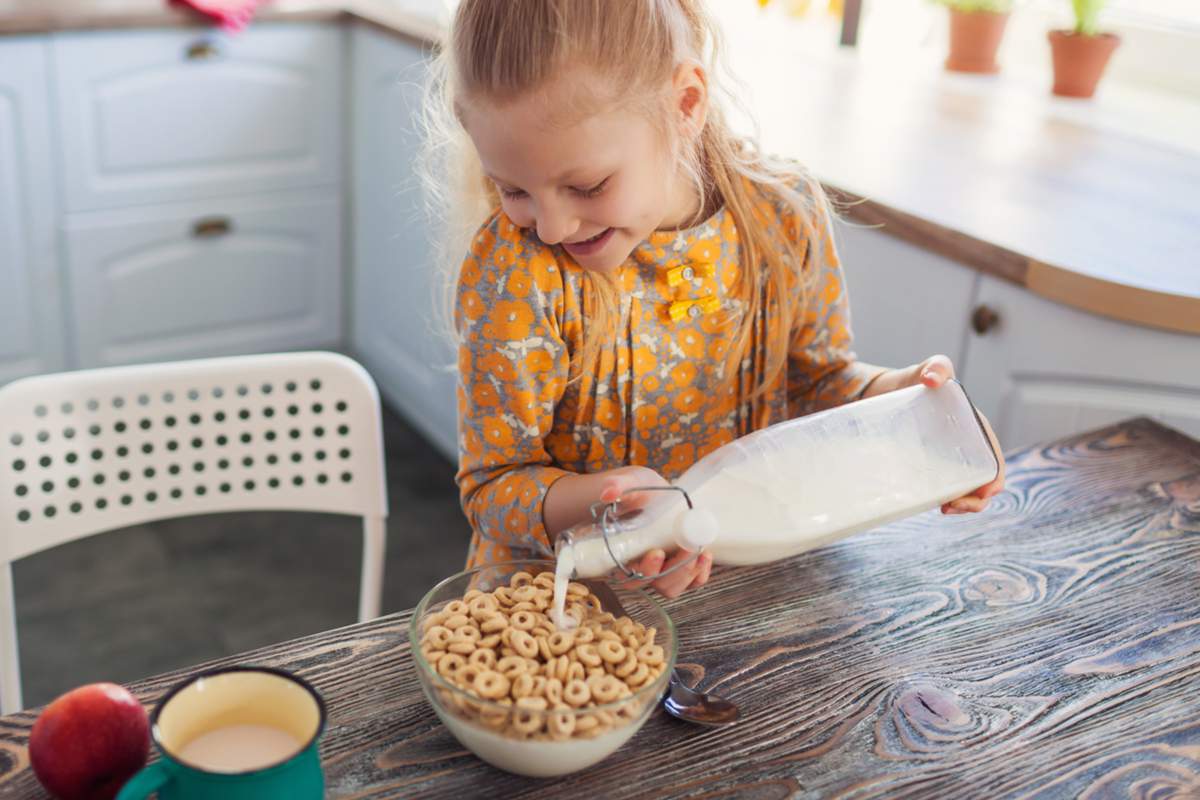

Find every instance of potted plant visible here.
[936,0,1013,74]
[1049,0,1120,98]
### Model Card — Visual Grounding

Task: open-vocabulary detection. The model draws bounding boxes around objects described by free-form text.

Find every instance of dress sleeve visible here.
[455,216,573,564]
[786,184,887,417]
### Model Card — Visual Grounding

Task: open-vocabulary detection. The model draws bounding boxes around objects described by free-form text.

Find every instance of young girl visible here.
[430,0,1005,597]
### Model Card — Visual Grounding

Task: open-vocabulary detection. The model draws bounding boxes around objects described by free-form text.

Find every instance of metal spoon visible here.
[583,579,739,726]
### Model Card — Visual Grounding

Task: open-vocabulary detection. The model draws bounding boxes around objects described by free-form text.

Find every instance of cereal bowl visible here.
[408,560,677,777]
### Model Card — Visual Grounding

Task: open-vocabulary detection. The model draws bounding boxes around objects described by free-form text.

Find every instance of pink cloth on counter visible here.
[170,0,262,32]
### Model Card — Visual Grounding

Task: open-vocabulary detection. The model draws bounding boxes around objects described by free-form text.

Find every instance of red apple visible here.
[29,683,150,800]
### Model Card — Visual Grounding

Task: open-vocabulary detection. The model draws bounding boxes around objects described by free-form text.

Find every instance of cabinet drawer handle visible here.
[971,304,1001,335]
[185,40,221,61]
[192,216,233,238]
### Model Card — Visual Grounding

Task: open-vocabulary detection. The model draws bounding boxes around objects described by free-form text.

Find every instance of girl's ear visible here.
[673,59,709,139]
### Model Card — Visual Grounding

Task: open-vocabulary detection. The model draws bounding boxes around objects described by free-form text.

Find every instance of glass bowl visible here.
[408,560,676,777]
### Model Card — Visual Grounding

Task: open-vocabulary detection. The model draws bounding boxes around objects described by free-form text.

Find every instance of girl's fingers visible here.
[652,549,701,599]
[617,549,664,590]
[919,354,956,388]
[688,552,713,589]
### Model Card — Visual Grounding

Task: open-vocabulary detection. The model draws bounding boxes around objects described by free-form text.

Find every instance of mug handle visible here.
[116,761,171,800]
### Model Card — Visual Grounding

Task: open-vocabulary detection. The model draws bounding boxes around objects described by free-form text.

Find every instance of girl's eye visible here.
[499,187,527,200]
[575,177,610,199]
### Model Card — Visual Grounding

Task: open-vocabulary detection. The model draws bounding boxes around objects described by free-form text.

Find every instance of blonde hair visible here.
[422,0,830,397]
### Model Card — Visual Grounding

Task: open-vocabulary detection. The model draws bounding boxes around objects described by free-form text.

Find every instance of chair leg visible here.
[358,516,386,622]
[1,562,23,715]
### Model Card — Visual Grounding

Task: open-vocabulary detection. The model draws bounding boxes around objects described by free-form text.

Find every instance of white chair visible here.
[0,352,389,713]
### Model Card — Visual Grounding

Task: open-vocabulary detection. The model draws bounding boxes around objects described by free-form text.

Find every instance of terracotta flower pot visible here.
[1048,30,1121,99]
[945,8,1009,74]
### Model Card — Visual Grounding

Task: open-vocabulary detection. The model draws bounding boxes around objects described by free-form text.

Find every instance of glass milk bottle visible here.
[556,381,1000,580]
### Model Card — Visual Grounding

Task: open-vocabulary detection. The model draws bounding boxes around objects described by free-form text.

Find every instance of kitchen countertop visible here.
[2,0,1197,336]
[1,418,1198,796]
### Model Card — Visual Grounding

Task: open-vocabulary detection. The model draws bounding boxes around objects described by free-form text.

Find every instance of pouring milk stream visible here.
[551,383,999,628]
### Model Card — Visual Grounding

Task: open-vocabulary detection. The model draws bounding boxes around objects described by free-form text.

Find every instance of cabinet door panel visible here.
[65,193,341,366]
[53,24,341,211]
[350,26,456,458]
[836,221,977,370]
[962,275,1200,450]
[0,37,66,384]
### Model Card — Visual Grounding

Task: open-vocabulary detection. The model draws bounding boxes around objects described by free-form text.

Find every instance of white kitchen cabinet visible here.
[63,191,342,367]
[350,25,457,459]
[0,38,67,384]
[52,24,342,212]
[837,221,979,370]
[961,274,1200,450]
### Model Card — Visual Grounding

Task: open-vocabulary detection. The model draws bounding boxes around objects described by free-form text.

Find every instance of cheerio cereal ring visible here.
[592,675,622,704]
[567,581,590,597]
[447,639,476,655]
[552,654,571,683]
[480,615,508,634]
[548,630,575,656]
[468,647,497,669]
[437,653,466,679]
[512,585,537,604]
[509,571,534,588]
[544,677,564,706]
[547,710,575,740]
[511,672,535,699]
[567,661,586,683]
[563,679,591,707]
[478,634,502,649]
[493,586,514,606]
[496,655,528,680]
[576,643,602,667]
[446,600,470,616]
[473,670,510,700]
[422,610,449,632]
[575,713,599,733]
[509,601,537,613]
[512,708,542,735]
[479,707,509,730]
[537,636,552,662]
[510,629,538,659]
[614,653,638,678]
[510,611,537,631]
[637,643,665,666]
[627,663,651,687]
[459,625,483,641]
[587,667,607,681]
[422,625,453,649]
[574,626,595,644]
[597,630,622,644]
[598,640,626,664]
[516,695,548,711]
[443,614,471,631]
[642,627,657,647]
[457,664,482,687]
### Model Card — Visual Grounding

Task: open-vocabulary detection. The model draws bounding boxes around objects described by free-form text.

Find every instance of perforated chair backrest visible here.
[0,352,389,712]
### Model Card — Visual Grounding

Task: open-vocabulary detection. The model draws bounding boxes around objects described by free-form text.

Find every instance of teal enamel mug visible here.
[116,666,325,800]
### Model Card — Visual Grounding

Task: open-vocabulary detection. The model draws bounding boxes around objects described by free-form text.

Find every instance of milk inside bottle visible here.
[551,382,998,623]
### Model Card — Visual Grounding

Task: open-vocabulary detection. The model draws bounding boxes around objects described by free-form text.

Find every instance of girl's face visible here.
[461,73,702,274]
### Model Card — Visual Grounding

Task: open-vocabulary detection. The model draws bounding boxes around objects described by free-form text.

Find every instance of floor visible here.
[13,405,471,708]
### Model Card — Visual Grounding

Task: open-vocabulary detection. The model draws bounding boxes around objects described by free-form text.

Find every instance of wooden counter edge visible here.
[831,187,1200,338]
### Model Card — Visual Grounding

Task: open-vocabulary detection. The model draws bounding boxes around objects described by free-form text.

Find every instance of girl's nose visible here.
[534,202,578,246]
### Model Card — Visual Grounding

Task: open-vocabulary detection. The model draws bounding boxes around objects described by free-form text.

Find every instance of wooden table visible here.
[2,418,1198,798]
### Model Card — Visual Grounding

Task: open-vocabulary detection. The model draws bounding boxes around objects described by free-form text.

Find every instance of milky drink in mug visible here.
[116,666,326,800]
[551,382,999,625]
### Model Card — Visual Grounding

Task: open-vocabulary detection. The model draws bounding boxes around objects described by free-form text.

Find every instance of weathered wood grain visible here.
[2,418,1198,799]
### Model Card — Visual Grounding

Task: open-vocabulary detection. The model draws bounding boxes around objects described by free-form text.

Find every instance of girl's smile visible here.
[562,227,615,259]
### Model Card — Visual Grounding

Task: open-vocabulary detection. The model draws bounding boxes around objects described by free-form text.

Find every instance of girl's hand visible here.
[863,354,1007,514]
[627,547,713,600]
[602,469,714,599]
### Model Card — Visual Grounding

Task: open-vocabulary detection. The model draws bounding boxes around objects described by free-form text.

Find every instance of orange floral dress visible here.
[455,181,885,567]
